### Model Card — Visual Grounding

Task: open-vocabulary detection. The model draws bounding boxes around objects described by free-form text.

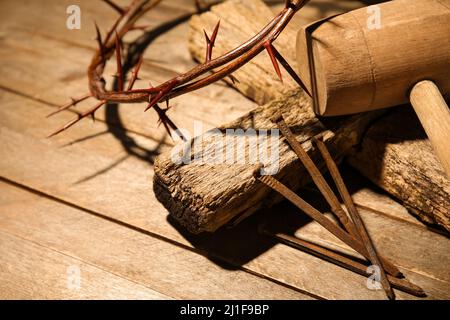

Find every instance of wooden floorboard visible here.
[0,0,448,299]
[0,229,171,299]
[1,89,449,299]
[0,180,312,300]
[0,0,431,232]
[0,0,258,144]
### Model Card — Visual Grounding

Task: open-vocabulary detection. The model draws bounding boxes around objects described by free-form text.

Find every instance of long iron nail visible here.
[272,114,359,238]
[260,225,424,297]
[313,137,396,299]
[253,169,402,278]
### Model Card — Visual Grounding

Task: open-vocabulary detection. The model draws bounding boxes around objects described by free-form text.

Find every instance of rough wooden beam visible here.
[347,108,450,232]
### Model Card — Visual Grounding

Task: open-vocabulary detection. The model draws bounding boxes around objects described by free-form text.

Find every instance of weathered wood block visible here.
[154,89,380,233]
[348,108,450,232]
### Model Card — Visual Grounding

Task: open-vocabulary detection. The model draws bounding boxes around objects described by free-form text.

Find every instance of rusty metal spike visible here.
[313,137,396,300]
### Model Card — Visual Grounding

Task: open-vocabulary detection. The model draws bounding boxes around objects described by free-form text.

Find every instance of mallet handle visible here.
[410,80,450,178]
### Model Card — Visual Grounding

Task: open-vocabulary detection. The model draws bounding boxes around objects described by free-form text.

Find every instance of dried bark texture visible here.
[154,89,380,233]
[347,108,450,232]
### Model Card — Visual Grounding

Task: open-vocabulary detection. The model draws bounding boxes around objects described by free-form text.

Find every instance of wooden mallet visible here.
[296,0,450,177]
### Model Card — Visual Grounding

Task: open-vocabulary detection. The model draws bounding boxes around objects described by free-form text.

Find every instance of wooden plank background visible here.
[0,0,448,299]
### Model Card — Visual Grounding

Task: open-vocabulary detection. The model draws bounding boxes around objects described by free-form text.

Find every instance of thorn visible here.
[115,32,124,92]
[47,101,106,138]
[154,104,187,142]
[144,80,177,112]
[47,116,81,138]
[94,22,105,64]
[264,42,283,83]
[270,44,312,97]
[104,10,128,44]
[94,22,102,43]
[228,74,239,84]
[210,20,220,47]
[203,29,211,44]
[129,25,151,31]
[161,121,172,139]
[126,56,144,91]
[126,87,159,94]
[203,29,211,62]
[145,91,165,112]
[119,36,125,51]
[194,0,203,12]
[46,94,91,118]
[284,0,298,9]
[154,105,172,136]
[102,0,125,14]
[203,20,220,62]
